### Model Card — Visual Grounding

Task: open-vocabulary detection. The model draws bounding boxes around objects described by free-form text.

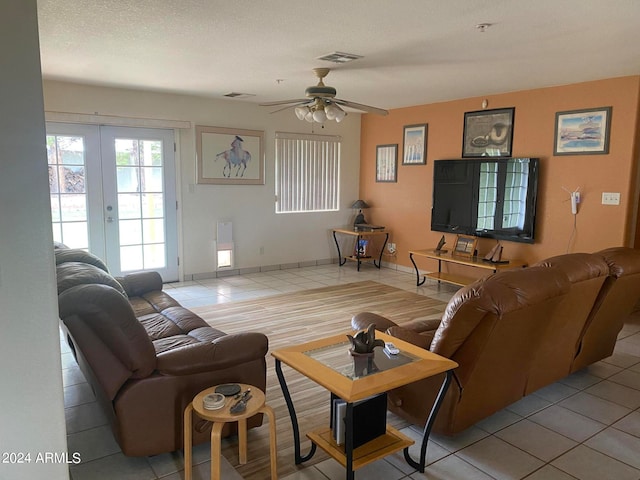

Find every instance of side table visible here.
[332,227,389,271]
[184,383,278,480]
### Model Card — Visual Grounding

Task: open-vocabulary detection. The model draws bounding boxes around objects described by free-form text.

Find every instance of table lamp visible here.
[351,199,369,226]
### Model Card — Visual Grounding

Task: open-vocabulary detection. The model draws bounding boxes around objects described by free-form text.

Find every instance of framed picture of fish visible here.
[553,107,612,155]
[196,125,264,184]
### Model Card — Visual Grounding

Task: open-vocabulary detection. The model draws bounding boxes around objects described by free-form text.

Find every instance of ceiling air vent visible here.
[223,92,256,99]
[316,52,363,64]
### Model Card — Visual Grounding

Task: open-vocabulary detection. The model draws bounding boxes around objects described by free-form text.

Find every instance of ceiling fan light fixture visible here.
[295,106,308,120]
[325,103,341,120]
[335,110,347,122]
[304,111,313,122]
[312,108,327,123]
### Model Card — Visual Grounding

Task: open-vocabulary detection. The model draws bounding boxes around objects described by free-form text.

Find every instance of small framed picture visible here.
[462,108,514,158]
[453,234,477,257]
[376,144,398,182]
[402,124,428,165]
[553,107,612,155]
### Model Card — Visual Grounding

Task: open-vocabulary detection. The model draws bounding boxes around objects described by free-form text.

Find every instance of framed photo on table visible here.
[376,144,398,182]
[462,108,514,157]
[553,107,612,155]
[453,235,477,257]
[196,125,264,185]
[402,124,428,165]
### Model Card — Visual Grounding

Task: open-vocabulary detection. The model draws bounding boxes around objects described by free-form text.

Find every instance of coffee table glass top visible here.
[272,331,458,403]
[304,340,418,380]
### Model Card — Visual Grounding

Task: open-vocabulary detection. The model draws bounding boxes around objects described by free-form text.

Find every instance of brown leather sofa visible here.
[352,247,640,436]
[55,248,269,457]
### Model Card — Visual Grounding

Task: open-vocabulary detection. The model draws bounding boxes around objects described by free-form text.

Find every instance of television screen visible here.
[431,158,539,243]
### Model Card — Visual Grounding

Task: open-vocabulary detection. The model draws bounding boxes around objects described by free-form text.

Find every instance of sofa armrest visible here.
[156,332,269,375]
[386,326,434,350]
[117,271,164,297]
[351,311,399,332]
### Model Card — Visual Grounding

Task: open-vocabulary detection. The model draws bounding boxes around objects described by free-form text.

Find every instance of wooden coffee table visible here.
[272,332,458,480]
[183,383,278,480]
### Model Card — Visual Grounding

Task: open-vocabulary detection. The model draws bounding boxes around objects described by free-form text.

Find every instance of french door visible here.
[47,123,179,282]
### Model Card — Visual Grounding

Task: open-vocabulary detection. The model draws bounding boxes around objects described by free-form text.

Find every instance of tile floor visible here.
[61,263,640,480]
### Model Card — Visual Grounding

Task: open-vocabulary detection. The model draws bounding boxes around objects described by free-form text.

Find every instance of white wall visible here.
[0,2,69,479]
[43,81,362,279]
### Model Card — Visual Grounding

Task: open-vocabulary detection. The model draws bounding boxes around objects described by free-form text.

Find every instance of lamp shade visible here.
[350,199,369,209]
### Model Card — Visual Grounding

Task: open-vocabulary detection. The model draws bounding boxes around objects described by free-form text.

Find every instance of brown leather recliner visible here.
[56,249,269,456]
[525,252,610,394]
[353,266,570,435]
[570,247,640,372]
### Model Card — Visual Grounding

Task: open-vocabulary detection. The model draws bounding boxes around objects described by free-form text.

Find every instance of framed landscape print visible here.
[196,125,264,184]
[376,144,398,182]
[462,107,514,157]
[402,124,428,165]
[553,107,612,155]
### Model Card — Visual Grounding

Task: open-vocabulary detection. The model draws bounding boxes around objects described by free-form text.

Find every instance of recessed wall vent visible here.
[316,52,363,63]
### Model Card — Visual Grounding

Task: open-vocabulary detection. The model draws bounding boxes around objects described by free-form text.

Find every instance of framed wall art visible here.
[462,107,514,158]
[376,144,398,182]
[196,125,264,185]
[553,107,612,155]
[402,124,428,165]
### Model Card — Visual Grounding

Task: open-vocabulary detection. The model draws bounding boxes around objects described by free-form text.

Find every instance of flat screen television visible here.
[431,157,539,243]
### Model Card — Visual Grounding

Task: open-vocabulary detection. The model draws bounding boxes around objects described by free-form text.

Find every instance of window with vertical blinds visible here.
[275,132,341,213]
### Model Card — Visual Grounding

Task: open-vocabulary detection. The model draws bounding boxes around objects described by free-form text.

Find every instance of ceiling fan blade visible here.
[259,99,309,107]
[333,98,389,116]
[267,101,310,114]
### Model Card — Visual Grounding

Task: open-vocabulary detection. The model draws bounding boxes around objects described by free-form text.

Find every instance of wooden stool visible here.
[184,383,277,480]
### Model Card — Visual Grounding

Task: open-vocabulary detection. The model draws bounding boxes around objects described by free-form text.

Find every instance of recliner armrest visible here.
[156,332,269,375]
[386,326,434,350]
[351,311,399,332]
[117,271,164,297]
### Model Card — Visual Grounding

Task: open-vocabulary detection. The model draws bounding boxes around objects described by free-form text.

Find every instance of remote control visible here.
[384,342,399,355]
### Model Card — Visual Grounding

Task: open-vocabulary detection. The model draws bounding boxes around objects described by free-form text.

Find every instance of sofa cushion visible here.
[58,283,156,379]
[55,248,109,272]
[57,262,127,297]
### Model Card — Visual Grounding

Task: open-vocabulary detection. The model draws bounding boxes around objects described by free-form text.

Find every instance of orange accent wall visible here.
[360,76,640,269]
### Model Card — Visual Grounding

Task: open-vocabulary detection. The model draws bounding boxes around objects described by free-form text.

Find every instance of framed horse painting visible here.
[196,125,264,184]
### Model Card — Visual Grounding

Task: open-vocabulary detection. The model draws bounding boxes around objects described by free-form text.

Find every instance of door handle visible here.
[106,205,114,223]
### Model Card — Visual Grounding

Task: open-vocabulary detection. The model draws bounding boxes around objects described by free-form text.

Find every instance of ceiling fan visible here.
[260,68,388,123]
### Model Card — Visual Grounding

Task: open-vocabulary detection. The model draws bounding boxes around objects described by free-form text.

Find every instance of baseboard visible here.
[184,257,338,282]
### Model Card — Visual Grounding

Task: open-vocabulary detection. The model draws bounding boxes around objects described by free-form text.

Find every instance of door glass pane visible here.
[116,167,141,192]
[119,219,142,245]
[115,139,140,166]
[143,219,164,243]
[142,167,163,192]
[142,193,164,218]
[47,134,89,249]
[118,193,142,219]
[120,245,143,270]
[114,137,167,273]
[144,244,165,269]
[61,222,88,249]
[60,195,87,221]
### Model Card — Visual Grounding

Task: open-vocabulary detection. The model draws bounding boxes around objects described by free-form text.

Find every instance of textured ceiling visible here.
[37,0,640,111]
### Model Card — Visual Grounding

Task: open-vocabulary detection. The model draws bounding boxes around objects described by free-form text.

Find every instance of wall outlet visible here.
[387,243,396,254]
[602,192,620,205]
